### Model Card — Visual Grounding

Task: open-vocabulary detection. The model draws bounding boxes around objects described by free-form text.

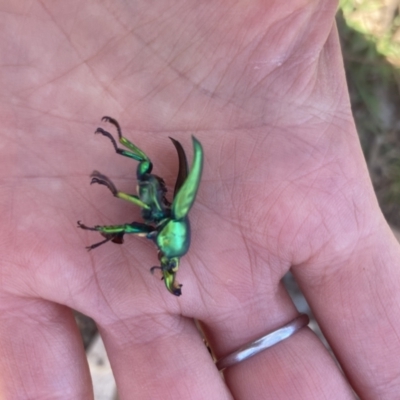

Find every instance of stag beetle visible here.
[78,116,203,296]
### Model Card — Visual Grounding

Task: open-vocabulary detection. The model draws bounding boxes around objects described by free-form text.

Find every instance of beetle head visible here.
[160,255,182,296]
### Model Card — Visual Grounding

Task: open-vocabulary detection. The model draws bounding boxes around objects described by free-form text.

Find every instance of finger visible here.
[97,312,232,400]
[0,297,93,399]
[196,277,355,399]
[295,221,400,398]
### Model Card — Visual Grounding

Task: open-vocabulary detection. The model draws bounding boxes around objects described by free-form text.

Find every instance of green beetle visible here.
[78,116,203,296]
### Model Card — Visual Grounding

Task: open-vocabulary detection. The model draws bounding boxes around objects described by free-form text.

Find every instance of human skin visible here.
[1,0,400,399]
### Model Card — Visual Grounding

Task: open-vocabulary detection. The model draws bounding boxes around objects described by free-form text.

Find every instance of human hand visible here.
[1,1,400,399]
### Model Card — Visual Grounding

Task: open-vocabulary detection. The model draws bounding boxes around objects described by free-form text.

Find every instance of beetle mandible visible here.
[78,116,203,296]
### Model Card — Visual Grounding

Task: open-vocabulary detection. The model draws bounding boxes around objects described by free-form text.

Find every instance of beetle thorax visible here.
[156,218,190,258]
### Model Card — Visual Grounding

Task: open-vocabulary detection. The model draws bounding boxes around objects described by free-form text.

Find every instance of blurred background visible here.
[77,3,400,398]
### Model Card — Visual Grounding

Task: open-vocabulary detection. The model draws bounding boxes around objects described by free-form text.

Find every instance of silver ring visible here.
[216,314,309,371]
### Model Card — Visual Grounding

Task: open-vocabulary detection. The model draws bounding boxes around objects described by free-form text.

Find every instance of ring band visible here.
[216,313,310,371]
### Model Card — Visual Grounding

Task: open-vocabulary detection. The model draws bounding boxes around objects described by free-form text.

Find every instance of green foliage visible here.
[338,2,400,225]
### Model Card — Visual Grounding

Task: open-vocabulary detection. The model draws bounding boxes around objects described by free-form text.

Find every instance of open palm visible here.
[2,1,400,399]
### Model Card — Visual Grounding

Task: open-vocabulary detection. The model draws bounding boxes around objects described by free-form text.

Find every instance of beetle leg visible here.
[77,221,155,250]
[78,220,155,235]
[99,116,123,139]
[90,171,150,210]
[90,171,117,193]
[77,221,123,250]
[96,117,152,176]
[84,236,115,250]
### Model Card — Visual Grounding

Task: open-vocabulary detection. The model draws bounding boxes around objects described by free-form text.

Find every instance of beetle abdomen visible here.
[156,218,191,258]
